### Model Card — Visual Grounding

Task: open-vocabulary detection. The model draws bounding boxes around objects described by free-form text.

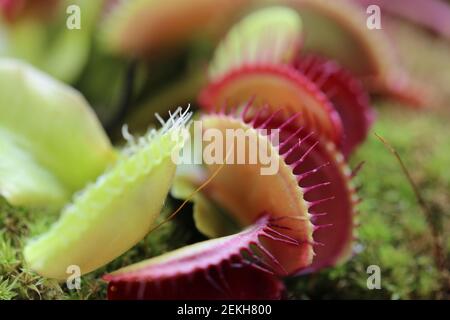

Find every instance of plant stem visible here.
[375,133,449,295]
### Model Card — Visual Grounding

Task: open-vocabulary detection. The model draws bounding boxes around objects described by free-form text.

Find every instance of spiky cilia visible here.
[105,215,290,300]
[202,103,359,272]
[24,108,191,280]
[199,63,344,148]
[293,54,375,157]
[282,0,429,107]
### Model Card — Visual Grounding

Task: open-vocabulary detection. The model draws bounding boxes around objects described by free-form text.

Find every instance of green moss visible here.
[0,199,65,299]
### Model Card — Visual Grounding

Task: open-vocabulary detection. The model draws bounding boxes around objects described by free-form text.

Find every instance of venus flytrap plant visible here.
[292,54,375,157]
[101,7,362,299]
[24,107,192,280]
[200,7,345,149]
[103,103,359,299]
[200,106,359,272]
[0,132,69,208]
[171,170,240,239]
[99,0,429,131]
[0,0,446,302]
[0,59,115,208]
[105,215,287,300]
[200,5,375,158]
[200,64,344,147]
[208,6,303,81]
